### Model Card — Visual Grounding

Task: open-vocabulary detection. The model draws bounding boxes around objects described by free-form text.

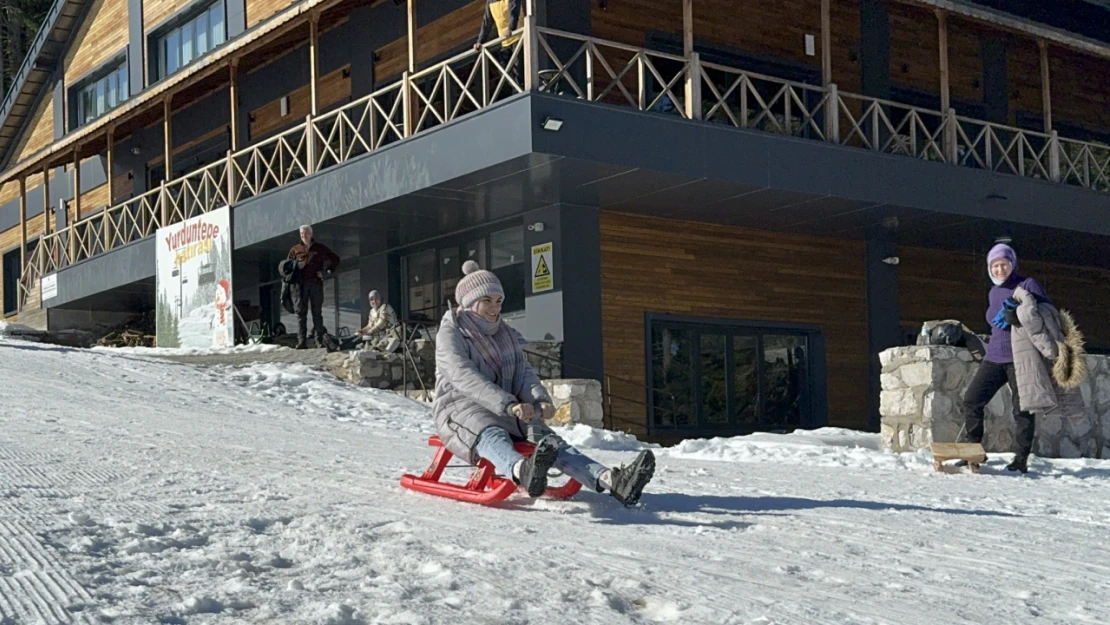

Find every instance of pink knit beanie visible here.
[455,260,504,309]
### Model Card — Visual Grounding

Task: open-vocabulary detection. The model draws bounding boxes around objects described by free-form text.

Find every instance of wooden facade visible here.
[247,0,297,29]
[248,64,352,140]
[374,0,486,83]
[66,0,129,84]
[599,212,871,437]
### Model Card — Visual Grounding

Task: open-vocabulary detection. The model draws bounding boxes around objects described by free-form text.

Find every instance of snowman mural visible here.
[214,279,231,347]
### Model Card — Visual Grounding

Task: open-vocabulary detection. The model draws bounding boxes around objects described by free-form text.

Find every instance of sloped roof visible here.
[0,0,90,169]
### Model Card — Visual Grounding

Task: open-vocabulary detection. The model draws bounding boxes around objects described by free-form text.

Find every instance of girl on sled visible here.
[433,260,655,506]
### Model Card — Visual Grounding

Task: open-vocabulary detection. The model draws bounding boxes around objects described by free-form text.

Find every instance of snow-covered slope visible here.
[2,337,1109,625]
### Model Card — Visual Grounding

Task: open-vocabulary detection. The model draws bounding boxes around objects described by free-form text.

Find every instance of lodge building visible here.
[2,0,1109,442]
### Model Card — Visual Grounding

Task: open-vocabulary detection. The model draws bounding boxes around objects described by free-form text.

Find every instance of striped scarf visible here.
[456,308,527,397]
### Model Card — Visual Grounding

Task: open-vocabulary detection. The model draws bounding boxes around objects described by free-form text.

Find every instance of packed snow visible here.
[2,336,1110,625]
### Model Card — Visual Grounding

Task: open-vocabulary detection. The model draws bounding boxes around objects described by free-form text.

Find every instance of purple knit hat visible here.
[455,260,504,310]
[987,243,1018,273]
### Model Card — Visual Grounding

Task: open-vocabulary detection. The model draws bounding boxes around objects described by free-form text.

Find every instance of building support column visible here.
[937,9,950,112]
[407,0,416,73]
[163,96,173,182]
[1039,40,1052,133]
[18,177,27,268]
[309,12,320,116]
[229,59,240,151]
[865,224,901,432]
[71,149,81,262]
[821,0,831,86]
[682,0,700,119]
[42,167,51,236]
[106,127,115,205]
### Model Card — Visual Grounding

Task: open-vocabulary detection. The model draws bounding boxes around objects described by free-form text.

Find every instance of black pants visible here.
[295,281,325,342]
[962,360,1035,457]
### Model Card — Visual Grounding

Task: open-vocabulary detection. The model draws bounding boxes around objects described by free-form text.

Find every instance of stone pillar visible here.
[542,379,605,429]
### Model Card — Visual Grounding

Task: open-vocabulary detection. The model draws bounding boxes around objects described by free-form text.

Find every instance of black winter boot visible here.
[1005,454,1029,474]
[517,436,561,497]
[609,450,656,507]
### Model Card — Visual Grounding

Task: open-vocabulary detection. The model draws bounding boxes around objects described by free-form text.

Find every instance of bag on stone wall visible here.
[919,319,987,361]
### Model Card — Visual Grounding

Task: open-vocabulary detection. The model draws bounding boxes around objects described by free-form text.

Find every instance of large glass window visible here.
[157,1,227,79]
[75,62,130,126]
[649,319,816,434]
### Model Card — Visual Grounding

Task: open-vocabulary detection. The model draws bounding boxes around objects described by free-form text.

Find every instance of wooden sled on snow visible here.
[931,442,987,473]
[400,436,582,504]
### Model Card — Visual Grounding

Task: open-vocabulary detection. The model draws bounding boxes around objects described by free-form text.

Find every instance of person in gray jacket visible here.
[433,260,656,506]
[1007,285,1089,471]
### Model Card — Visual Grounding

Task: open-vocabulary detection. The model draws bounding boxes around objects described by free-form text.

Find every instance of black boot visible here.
[1005,454,1029,474]
[517,436,560,497]
[294,338,308,350]
[608,450,656,507]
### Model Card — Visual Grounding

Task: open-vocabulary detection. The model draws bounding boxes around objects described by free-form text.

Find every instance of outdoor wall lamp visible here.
[882,256,900,266]
[541,117,563,131]
[527,222,545,232]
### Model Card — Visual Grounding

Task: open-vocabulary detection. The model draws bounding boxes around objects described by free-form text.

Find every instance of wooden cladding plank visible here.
[143,0,184,34]
[374,0,485,82]
[898,245,1110,350]
[0,172,48,211]
[79,183,112,219]
[599,212,870,434]
[66,0,130,83]
[248,64,351,140]
[888,3,938,99]
[11,95,56,166]
[113,171,135,201]
[246,0,297,29]
[1050,47,1110,136]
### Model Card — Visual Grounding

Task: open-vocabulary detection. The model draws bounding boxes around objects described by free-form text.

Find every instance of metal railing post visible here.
[159,181,168,228]
[225,150,236,204]
[523,14,539,91]
[305,114,316,175]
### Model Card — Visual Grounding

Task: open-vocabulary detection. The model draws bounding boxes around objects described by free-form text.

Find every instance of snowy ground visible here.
[2,337,1110,625]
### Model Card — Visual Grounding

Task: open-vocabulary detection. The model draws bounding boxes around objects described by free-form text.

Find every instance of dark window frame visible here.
[645,313,828,437]
[67,52,129,131]
[147,0,228,85]
[2,238,39,317]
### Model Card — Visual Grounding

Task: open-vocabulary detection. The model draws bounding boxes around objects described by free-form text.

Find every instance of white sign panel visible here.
[155,206,234,348]
[40,273,58,301]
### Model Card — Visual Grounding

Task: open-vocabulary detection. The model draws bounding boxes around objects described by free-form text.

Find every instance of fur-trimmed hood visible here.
[1052,308,1088,390]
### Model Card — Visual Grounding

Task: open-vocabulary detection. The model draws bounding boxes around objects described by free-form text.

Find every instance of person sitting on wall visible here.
[961,243,1049,473]
[432,260,656,506]
[287,224,340,350]
[357,289,401,353]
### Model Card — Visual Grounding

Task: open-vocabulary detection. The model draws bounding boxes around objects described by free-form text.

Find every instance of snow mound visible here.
[555,423,659,451]
[0,320,39,338]
[92,342,284,356]
[665,430,933,471]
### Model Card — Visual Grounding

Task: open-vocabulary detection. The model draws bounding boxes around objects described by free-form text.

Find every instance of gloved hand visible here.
[1002,297,1021,328]
[510,403,535,421]
[990,307,1010,330]
[537,402,556,421]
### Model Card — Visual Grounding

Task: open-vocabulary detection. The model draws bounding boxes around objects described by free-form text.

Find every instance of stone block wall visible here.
[541,379,605,428]
[879,345,1110,458]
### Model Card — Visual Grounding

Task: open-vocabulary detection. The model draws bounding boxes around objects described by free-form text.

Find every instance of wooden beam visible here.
[682,0,693,58]
[407,0,416,73]
[821,0,831,86]
[937,9,950,112]
[106,128,115,205]
[19,177,27,268]
[309,13,320,115]
[72,149,81,224]
[42,167,51,236]
[230,60,240,151]
[163,96,173,181]
[1039,40,1052,132]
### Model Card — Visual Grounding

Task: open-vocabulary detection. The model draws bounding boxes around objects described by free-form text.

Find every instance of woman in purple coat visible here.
[961,244,1049,473]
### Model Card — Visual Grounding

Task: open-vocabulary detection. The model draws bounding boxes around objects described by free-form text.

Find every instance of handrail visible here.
[17,21,1110,311]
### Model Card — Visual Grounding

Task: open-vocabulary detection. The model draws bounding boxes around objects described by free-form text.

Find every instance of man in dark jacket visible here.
[287,224,340,349]
[473,0,523,88]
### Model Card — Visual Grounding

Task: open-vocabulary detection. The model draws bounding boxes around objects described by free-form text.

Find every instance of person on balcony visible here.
[357,289,401,353]
[432,260,656,506]
[473,0,524,89]
[960,243,1049,473]
[286,224,340,349]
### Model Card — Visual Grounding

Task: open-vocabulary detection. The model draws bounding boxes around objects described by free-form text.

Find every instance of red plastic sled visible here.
[400,436,582,504]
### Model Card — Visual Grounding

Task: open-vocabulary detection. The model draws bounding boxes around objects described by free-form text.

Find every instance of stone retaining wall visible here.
[541,379,605,428]
[879,345,1110,458]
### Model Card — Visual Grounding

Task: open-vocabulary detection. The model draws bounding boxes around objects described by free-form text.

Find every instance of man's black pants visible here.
[962,360,1035,457]
[295,281,326,342]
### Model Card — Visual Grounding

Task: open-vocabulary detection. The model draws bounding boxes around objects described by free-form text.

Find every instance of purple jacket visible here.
[985,274,1049,364]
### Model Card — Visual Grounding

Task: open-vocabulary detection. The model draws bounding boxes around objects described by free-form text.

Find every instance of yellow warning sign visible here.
[531,242,553,293]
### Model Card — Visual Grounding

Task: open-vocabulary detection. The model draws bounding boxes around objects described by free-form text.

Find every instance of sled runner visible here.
[931,442,987,473]
[400,436,582,504]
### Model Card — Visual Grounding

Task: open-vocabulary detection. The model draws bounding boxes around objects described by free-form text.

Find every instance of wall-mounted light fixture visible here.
[527,222,545,232]
[280,96,290,117]
[541,117,563,131]
[994,236,1012,244]
[882,256,900,266]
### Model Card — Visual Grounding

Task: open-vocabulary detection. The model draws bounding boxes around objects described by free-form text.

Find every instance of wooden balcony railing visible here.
[18,22,1110,310]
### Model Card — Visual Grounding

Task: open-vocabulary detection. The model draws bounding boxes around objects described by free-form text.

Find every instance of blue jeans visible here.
[475,426,607,492]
